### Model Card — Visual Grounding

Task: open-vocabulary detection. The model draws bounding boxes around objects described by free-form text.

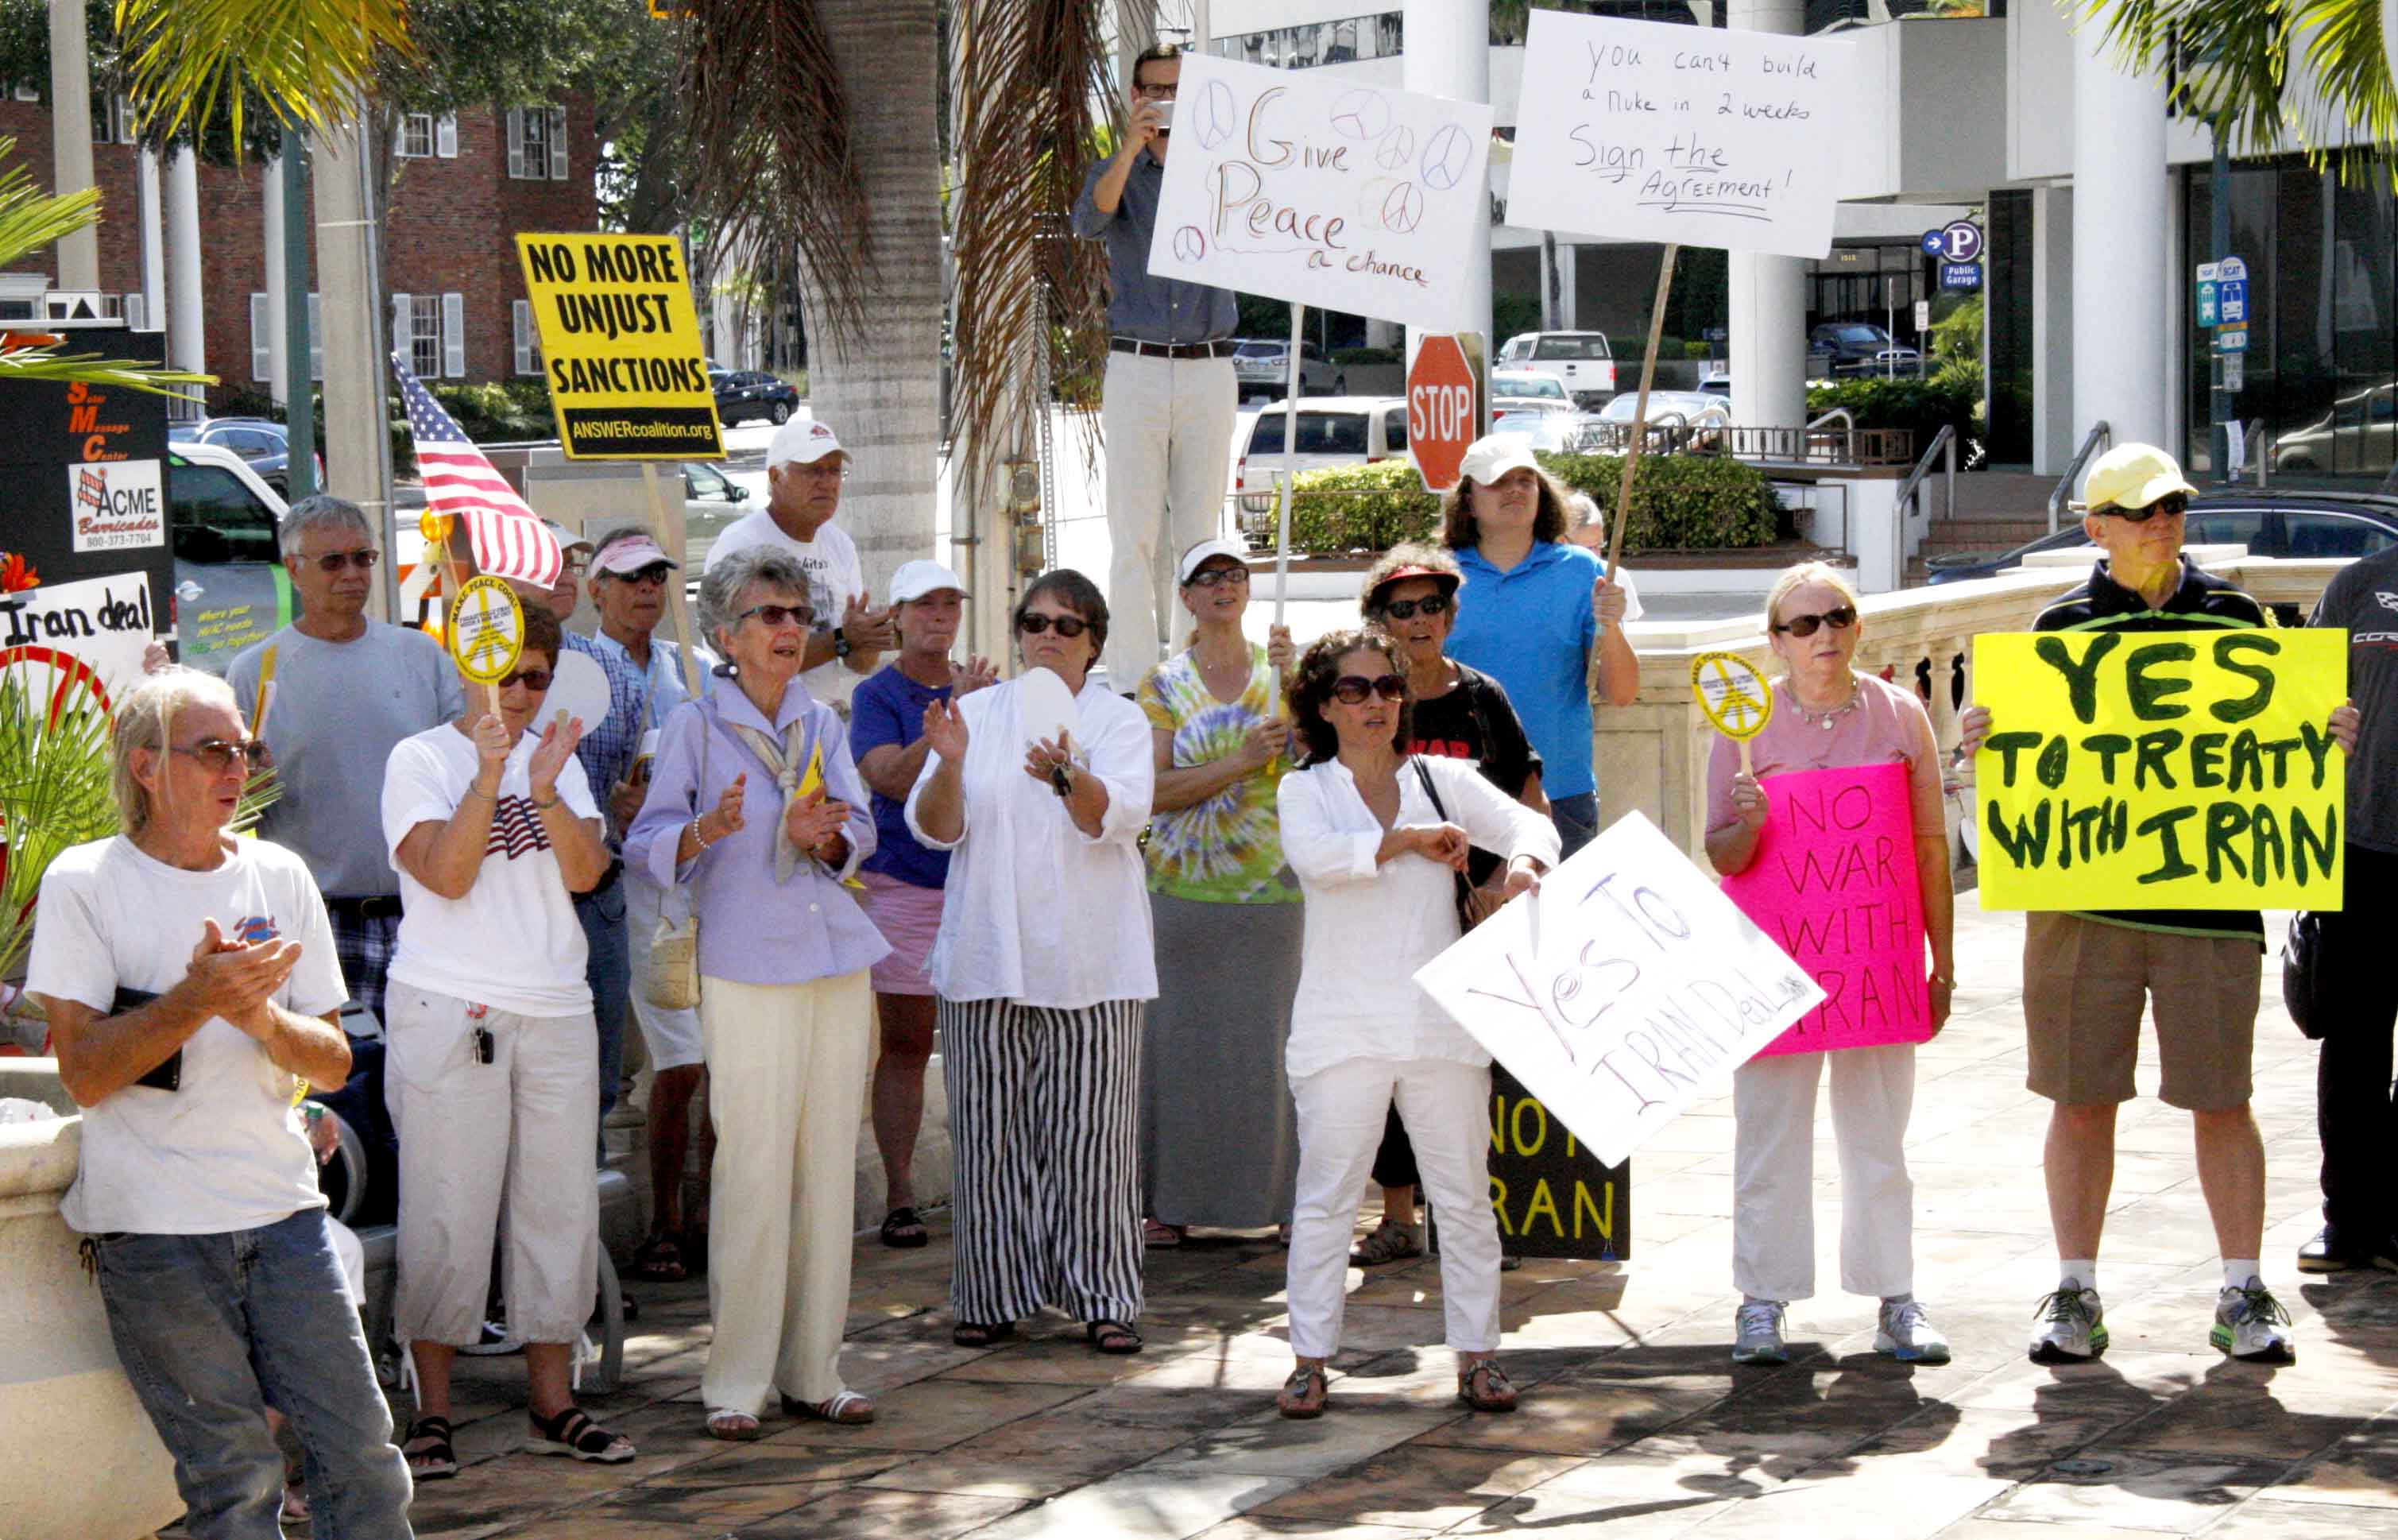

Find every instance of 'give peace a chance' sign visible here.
[1506,11,1856,260]
[1147,52,1494,331]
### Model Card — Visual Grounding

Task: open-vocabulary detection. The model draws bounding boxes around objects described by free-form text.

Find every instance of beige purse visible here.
[643,702,706,1011]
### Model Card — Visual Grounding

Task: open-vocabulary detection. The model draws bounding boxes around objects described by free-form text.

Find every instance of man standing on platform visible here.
[1073,41,1241,690]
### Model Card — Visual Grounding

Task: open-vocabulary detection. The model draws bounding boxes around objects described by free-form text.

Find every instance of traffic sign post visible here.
[1405,332,1484,494]
[2219,323,2249,354]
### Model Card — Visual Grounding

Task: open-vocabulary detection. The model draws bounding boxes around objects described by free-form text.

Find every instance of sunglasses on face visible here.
[172,737,271,774]
[1017,612,1090,639]
[1184,566,1249,590]
[2098,493,2187,523]
[609,564,673,586]
[736,602,815,630]
[304,549,381,574]
[1773,605,1858,638]
[498,667,554,692]
[1377,594,1450,621]
[1328,673,1406,705]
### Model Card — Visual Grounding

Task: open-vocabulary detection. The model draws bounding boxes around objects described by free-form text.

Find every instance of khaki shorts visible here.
[2022,912,2262,1111]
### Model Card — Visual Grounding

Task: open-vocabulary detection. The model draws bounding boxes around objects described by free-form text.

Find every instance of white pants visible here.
[386,985,599,1347]
[1286,1057,1500,1360]
[627,864,704,1071]
[1731,1043,1917,1303]
[698,969,872,1414]
[1100,350,1237,688]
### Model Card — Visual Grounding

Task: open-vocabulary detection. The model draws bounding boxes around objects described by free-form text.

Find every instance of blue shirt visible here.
[849,665,952,889]
[1071,149,1238,343]
[1445,541,1606,801]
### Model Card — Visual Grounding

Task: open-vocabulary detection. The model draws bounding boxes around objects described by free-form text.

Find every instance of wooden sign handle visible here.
[1606,243,1680,606]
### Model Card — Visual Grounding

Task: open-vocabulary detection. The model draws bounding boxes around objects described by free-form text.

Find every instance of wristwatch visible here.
[833,630,854,660]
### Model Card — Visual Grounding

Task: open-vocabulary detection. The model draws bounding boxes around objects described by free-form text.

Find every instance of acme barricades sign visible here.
[516,233,725,460]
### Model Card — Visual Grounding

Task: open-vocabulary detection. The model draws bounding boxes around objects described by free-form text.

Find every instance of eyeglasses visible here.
[1772,605,1858,639]
[172,737,270,774]
[1184,566,1248,590]
[2097,493,2187,523]
[1328,673,1406,705]
[1133,83,1178,99]
[1376,594,1450,621]
[1018,612,1090,639]
[606,563,674,586]
[303,549,381,574]
[735,602,815,630]
[498,667,554,691]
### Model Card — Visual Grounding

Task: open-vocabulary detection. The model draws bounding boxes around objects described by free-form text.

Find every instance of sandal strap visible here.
[533,1407,624,1454]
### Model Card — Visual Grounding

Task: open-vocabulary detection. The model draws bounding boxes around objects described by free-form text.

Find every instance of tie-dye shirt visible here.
[1137,644,1299,904]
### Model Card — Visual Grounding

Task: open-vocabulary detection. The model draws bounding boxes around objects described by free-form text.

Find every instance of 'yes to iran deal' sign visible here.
[1147,52,1493,331]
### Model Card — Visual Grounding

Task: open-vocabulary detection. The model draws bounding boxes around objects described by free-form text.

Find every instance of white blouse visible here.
[906,672,1158,1009]
[1277,754,1561,1080]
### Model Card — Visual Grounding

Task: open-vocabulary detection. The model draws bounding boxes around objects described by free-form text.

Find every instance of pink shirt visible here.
[1706,671,1944,840]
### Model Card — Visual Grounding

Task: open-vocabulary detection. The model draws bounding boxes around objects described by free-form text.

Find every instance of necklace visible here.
[1790,675,1862,732]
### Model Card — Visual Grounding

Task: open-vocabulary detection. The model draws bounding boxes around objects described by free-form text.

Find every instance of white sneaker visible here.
[2211,1278,2296,1364]
[2029,1280,2107,1363]
[1874,1298,1951,1364]
[1731,1299,1789,1365]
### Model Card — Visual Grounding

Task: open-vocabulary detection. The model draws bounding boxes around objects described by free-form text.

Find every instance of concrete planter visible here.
[0,1060,184,1540]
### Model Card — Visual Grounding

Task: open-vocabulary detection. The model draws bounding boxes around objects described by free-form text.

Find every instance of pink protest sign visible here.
[1719,762,1932,1058]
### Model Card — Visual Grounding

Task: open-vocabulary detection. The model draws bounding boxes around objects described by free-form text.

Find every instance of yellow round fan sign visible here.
[1690,650,1773,741]
[448,575,525,686]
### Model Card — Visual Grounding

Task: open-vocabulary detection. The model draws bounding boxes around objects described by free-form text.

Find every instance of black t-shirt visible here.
[2308,544,2398,855]
[1408,664,1542,886]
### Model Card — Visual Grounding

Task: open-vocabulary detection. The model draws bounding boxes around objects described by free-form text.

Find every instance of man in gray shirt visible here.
[1072,41,1241,689]
[228,497,464,1021]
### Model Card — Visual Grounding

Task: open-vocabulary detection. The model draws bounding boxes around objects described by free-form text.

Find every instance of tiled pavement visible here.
[399,905,2398,1540]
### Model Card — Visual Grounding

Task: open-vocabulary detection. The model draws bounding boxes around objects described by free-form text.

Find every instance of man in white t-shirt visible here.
[702,416,898,710]
[28,669,413,1540]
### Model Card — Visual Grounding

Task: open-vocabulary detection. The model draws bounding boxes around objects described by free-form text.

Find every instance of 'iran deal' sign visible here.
[1147,52,1493,331]
[1507,11,1855,259]
[1414,811,1824,1168]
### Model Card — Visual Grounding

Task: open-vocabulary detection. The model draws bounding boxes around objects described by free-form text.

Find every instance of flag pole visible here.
[1274,301,1304,698]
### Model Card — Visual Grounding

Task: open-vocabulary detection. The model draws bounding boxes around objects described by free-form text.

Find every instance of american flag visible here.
[393,354,563,586]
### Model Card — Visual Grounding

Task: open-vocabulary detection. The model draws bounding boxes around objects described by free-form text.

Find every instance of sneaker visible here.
[2211,1278,2296,1364]
[1873,1298,1952,1364]
[458,1319,524,1357]
[2297,1225,2398,1275]
[1731,1299,1789,1365]
[2029,1280,2108,1363]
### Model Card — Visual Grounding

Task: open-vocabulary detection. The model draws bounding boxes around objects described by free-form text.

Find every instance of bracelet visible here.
[461,785,497,804]
[1932,975,1955,989]
[688,816,714,852]
[532,791,563,811]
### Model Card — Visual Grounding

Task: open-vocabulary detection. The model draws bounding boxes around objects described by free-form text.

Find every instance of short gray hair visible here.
[698,546,814,651]
[112,667,238,835]
[279,494,376,562]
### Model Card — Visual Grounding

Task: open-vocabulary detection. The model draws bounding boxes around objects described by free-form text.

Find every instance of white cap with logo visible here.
[766,416,844,470]
[888,559,969,606]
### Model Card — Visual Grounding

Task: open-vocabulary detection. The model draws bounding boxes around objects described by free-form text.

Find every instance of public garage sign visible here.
[516,233,725,460]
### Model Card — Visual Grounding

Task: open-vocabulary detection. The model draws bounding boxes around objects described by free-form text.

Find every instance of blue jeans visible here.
[578,871,630,1132]
[94,1209,413,1540]
[1551,791,1599,861]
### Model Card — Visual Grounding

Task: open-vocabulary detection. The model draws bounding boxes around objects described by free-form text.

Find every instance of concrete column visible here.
[47,0,99,290]
[2071,21,2168,455]
[263,157,289,406]
[1403,0,1491,352]
[314,112,397,615]
[165,148,205,378]
[2031,183,2074,476]
[1726,0,1808,431]
[1560,242,1579,329]
[137,149,165,330]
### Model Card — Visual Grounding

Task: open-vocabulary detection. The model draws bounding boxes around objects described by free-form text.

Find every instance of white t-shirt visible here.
[381,723,601,1018]
[26,835,347,1235]
[702,512,868,708]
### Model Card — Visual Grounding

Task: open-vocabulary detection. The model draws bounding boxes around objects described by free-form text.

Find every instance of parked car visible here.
[1490,370,1574,409]
[709,367,800,426]
[1233,340,1343,402]
[680,459,756,570]
[165,443,291,675]
[1808,323,1921,377]
[1232,396,1408,539]
[1495,331,1618,405]
[1698,365,1731,397]
[168,416,323,499]
[1491,371,1603,452]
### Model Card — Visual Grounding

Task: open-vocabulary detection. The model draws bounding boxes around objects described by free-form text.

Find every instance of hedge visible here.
[1804,367,1982,461]
[1269,451,1781,557]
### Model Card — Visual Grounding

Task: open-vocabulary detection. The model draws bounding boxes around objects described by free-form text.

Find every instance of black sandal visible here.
[880,1206,930,1249]
[952,1319,1016,1348]
[1086,1319,1144,1356]
[525,1405,635,1464]
[402,1416,458,1480]
[632,1232,687,1283]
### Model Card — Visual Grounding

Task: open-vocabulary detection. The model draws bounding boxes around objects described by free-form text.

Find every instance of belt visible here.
[1110,337,1237,361]
[326,895,405,920]
[573,859,625,904]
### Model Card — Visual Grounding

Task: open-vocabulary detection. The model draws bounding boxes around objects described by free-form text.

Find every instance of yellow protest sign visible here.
[448,575,525,686]
[1691,651,1773,740]
[515,233,724,461]
[1971,629,2347,911]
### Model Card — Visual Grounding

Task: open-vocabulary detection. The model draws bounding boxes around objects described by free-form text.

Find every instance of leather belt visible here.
[1110,337,1238,360]
[573,859,625,903]
[325,894,405,920]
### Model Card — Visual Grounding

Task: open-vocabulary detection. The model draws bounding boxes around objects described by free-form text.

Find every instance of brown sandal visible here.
[1277,1363,1329,1419]
[1456,1359,1519,1413]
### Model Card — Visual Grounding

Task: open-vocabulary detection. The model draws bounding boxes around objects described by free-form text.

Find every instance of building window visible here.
[1212,11,1403,68]
[90,93,132,145]
[508,106,568,180]
[397,112,458,159]
[402,293,443,377]
[12,83,38,103]
[512,299,543,376]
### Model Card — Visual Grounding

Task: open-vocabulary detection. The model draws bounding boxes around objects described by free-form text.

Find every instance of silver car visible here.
[1233,340,1343,403]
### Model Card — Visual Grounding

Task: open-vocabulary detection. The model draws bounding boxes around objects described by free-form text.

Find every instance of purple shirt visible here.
[624,680,892,987]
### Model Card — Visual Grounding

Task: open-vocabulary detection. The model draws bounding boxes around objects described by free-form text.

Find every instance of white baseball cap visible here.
[1176,537,1250,585]
[888,559,969,606]
[1457,435,1542,486]
[766,416,844,470]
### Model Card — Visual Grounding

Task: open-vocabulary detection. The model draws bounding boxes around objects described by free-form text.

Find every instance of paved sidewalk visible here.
[400,905,2398,1540]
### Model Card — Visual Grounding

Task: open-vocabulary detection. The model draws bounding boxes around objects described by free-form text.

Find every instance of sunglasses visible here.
[735,602,815,630]
[2098,493,2187,523]
[607,563,674,586]
[1017,612,1091,638]
[172,737,271,774]
[1377,594,1450,621]
[1329,673,1406,705]
[1184,566,1249,590]
[498,667,555,691]
[1773,605,1858,638]
[304,549,381,574]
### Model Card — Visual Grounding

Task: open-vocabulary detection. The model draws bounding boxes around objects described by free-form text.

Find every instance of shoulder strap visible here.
[1411,756,1446,818]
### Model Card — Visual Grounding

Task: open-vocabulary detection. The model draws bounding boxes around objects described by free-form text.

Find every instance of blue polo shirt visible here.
[1445,541,1612,800]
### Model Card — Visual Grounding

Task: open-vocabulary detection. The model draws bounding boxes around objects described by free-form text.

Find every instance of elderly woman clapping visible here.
[625,546,888,1441]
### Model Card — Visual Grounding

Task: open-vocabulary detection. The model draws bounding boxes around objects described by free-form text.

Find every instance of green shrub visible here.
[1805,372,1981,459]
[1683,339,1713,360]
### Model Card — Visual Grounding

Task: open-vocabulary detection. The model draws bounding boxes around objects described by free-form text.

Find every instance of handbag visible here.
[1412,759,1498,933]
[2282,910,2324,1040]
[643,700,708,1012]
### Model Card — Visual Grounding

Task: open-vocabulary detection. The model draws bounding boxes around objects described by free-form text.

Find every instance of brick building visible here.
[0,94,598,399]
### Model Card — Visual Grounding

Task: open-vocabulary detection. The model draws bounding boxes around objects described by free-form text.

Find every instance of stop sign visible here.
[1406,335,1481,493]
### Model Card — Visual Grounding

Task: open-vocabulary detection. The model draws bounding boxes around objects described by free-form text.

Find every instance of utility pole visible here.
[284,137,319,502]
[2209,125,2230,478]
[315,110,398,617]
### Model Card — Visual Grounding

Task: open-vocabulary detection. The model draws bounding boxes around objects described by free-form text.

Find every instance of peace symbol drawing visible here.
[1171,226,1206,262]
[1328,87,1390,141]
[1190,79,1237,149]
[448,575,526,687]
[1419,123,1472,192]
[1379,180,1425,234]
[1689,650,1773,741]
[1374,125,1416,171]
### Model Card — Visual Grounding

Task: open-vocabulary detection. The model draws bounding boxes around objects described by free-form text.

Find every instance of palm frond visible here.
[112,0,416,149]
[671,0,874,348]
[0,138,100,272]
[0,349,214,400]
[946,0,1115,494]
[0,660,118,985]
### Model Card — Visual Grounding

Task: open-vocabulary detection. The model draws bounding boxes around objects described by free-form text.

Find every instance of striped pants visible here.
[939,996,1145,1326]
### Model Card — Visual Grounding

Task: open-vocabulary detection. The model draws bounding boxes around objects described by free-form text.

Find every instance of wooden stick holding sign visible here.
[1605,245,1680,598]
[448,574,527,717]
[1691,648,1773,775]
[1272,301,1304,696]
[635,462,706,703]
